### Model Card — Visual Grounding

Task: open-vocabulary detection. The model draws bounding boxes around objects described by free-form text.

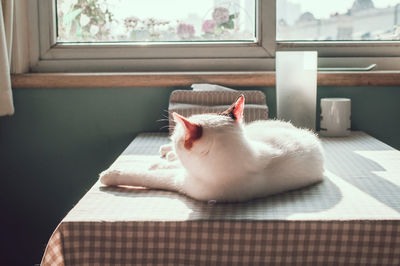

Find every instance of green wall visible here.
[0,86,399,265]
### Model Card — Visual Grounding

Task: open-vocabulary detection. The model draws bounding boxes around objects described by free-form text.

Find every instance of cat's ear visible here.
[221,95,245,123]
[173,112,203,148]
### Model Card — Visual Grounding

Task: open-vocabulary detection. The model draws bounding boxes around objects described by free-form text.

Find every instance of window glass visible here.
[56,0,256,43]
[277,0,400,41]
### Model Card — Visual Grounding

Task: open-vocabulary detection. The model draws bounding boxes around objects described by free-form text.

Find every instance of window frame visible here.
[277,40,400,70]
[29,0,400,72]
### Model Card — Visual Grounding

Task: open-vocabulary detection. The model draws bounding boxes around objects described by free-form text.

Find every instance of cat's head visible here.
[171,95,245,161]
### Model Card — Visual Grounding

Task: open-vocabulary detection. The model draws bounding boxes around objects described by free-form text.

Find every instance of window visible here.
[277,0,400,41]
[29,0,400,72]
[276,0,400,70]
[56,0,257,43]
[30,0,275,72]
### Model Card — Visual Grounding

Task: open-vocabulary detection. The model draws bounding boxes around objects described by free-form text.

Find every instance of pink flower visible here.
[177,23,195,39]
[124,16,139,30]
[212,7,230,25]
[202,20,216,33]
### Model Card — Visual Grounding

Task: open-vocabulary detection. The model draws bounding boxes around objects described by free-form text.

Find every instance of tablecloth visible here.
[42,132,400,266]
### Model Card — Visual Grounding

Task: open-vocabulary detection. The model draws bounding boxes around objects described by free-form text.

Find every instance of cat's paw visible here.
[166,151,178,162]
[159,143,173,157]
[99,169,121,186]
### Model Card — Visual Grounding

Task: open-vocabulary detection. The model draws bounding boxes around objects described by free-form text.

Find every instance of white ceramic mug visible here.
[320,98,351,137]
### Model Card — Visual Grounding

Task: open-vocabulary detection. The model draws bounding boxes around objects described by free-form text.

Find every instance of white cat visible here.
[100,95,324,202]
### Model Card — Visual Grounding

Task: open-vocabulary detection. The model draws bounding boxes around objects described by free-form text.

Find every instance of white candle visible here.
[276,51,318,130]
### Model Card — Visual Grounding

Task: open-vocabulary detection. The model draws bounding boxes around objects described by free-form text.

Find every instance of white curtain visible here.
[0,0,14,116]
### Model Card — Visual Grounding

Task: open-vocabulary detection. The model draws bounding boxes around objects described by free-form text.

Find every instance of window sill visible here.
[11,71,400,89]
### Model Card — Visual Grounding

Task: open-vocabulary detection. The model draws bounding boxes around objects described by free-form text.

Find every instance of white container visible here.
[320,98,351,137]
[276,51,318,130]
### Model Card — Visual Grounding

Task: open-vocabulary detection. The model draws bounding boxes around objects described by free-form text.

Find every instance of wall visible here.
[0,86,399,265]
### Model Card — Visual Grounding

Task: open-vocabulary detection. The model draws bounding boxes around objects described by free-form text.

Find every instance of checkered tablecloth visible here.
[41,132,400,266]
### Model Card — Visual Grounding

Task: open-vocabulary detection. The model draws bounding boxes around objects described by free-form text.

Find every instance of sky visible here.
[65,0,400,22]
[108,0,400,21]
[288,0,400,19]
[111,0,217,21]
